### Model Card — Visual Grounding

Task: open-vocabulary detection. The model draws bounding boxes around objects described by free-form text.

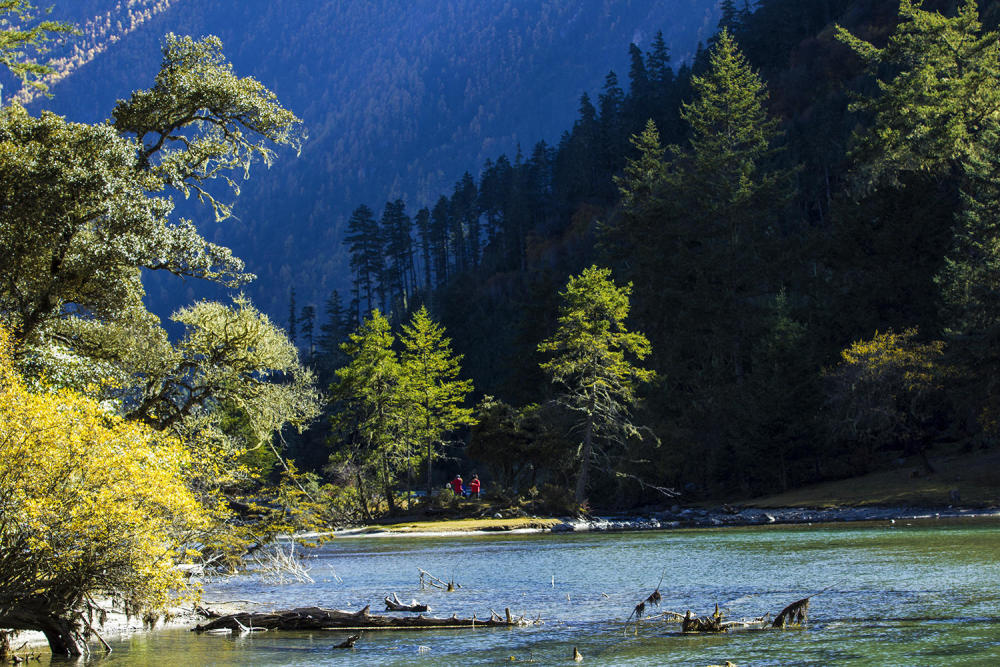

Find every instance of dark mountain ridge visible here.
[22,0,719,318]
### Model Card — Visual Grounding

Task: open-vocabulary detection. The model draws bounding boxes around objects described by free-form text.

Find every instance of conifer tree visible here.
[344,204,382,313]
[665,28,791,381]
[430,195,451,284]
[645,30,672,85]
[451,172,481,269]
[331,310,405,515]
[538,266,655,503]
[381,199,415,312]
[627,43,653,129]
[414,207,434,289]
[316,289,349,381]
[300,304,315,360]
[399,306,475,496]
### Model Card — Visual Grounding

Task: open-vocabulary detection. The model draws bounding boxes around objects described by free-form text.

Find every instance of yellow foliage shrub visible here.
[0,326,210,623]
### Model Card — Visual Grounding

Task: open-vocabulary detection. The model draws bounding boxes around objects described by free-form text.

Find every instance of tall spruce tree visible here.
[414,207,434,289]
[331,310,405,516]
[430,196,451,284]
[399,306,475,496]
[299,304,315,361]
[538,266,655,503]
[621,29,795,491]
[381,199,415,312]
[344,204,382,314]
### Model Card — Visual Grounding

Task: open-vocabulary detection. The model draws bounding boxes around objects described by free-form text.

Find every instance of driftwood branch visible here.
[384,593,430,613]
[418,568,460,591]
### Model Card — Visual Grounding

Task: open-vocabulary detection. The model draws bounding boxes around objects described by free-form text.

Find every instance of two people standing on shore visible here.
[449,473,481,499]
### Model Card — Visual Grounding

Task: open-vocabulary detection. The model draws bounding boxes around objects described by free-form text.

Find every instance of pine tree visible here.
[344,204,382,314]
[331,310,405,515]
[414,207,433,289]
[381,199,415,312]
[661,29,791,382]
[430,195,451,284]
[538,266,655,503]
[399,306,475,496]
[602,120,667,277]
[717,0,741,35]
[316,289,349,381]
[645,30,672,86]
[451,172,480,269]
[627,43,653,129]
[597,70,626,195]
[628,29,795,490]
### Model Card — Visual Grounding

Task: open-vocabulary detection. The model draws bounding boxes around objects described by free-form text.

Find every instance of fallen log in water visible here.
[384,592,430,612]
[192,605,540,633]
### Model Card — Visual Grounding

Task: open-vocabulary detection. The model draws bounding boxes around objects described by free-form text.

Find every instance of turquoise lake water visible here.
[52,518,1000,665]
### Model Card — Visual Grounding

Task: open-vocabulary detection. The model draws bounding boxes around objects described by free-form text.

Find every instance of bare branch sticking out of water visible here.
[250,541,314,584]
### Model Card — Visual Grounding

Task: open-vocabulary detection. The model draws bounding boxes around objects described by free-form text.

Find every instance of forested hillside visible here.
[12,0,719,317]
[312,0,1000,510]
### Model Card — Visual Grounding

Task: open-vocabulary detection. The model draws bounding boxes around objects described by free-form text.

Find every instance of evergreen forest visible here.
[292,0,1000,512]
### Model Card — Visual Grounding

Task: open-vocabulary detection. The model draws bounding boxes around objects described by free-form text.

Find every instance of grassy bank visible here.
[348,517,562,534]
[750,447,1000,509]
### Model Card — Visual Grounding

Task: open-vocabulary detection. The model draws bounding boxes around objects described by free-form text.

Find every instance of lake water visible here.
[62,519,1000,665]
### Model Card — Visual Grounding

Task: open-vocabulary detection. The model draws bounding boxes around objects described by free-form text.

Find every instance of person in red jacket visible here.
[468,474,481,499]
[450,474,463,496]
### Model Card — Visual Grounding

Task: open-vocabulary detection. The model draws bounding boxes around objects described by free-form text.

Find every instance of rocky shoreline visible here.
[550,505,1000,533]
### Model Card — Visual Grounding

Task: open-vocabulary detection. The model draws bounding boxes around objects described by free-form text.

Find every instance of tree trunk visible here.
[425,434,434,498]
[40,617,86,656]
[575,411,595,504]
[382,454,397,514]
[356,471,373,523]
[0,610,86,657]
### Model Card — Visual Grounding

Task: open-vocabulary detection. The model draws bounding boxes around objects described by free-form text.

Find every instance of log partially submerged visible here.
[332,633,360,649]
[384,592,430,613]
[627,587,822,634]
[192,605,540,633]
